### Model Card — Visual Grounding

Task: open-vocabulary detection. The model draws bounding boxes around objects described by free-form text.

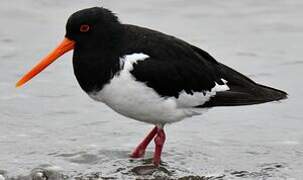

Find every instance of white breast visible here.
[88,53,229,125]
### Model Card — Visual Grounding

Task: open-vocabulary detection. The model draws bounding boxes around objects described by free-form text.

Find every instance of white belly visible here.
[89,82,194,125]
[88,53,228,125]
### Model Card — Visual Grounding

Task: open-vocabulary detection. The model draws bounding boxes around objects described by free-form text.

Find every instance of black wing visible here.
[121,25,287,106]
[121,24,225,98]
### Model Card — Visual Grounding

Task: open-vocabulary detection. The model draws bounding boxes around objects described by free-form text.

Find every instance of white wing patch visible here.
[119,53,149,71]
[175,80,229,108]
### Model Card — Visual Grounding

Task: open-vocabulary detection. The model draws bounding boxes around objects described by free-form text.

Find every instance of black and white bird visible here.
[16,7,287,166]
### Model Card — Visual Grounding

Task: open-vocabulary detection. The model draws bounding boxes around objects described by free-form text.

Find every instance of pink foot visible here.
[153,128,166,166]
[131,126,158,158]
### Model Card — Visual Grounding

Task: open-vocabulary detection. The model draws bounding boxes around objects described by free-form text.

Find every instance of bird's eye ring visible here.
[80,24,90,32]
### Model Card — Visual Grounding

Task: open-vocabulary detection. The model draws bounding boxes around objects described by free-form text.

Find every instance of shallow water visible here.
[1,0,303,179]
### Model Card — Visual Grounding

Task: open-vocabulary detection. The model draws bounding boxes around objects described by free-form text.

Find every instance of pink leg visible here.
[131,126,158,158]
[153,128,166,166]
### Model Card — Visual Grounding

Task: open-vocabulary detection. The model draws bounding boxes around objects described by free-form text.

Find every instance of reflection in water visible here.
[131,165,170,176]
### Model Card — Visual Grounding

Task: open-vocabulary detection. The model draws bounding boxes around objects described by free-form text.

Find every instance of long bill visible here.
[16,38,75,87]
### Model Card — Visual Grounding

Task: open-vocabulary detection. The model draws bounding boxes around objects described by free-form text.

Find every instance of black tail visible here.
[199,63,288,107]
[200,83,287,107]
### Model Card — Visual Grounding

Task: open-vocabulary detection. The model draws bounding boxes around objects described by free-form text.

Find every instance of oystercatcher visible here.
[16,7,287,166]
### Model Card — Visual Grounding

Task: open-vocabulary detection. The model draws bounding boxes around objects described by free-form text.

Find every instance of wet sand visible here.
[0,0,303,179]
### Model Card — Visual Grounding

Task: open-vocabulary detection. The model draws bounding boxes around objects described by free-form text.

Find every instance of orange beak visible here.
[16,38,75,87]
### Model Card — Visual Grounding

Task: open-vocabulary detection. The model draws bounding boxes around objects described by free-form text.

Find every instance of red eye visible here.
[80,24,90,32]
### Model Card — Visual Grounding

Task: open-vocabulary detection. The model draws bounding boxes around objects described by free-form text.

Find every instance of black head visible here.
[65,7,123,50]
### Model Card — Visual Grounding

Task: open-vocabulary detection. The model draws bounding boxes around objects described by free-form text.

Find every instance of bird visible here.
[16,7,287,166]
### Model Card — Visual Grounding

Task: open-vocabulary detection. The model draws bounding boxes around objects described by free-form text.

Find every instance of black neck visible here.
[72,26,125,93]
